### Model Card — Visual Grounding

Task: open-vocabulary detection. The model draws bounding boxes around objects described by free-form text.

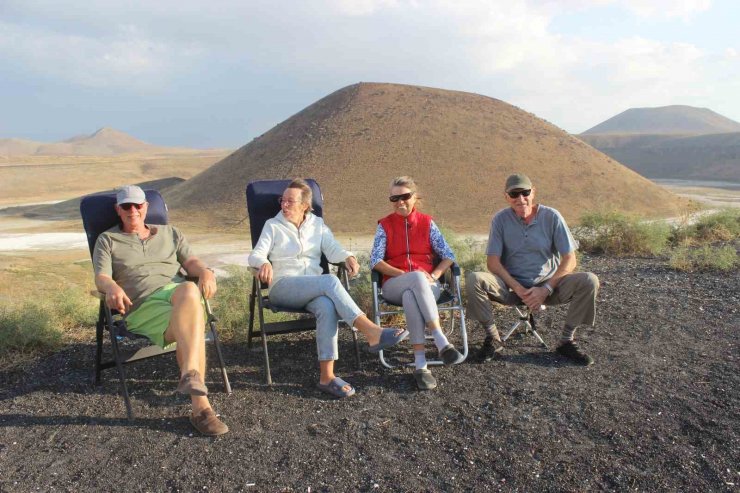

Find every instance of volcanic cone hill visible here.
[579,106,740,181]
[166,82,690,235]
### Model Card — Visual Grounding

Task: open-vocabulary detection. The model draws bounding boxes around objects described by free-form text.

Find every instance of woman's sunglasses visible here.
[389,192,414,203]
[119,203,145,211]
[507,189,532,199]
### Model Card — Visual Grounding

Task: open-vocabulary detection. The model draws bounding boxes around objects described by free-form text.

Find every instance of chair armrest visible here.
[371,269,382,284]
[450,262,461,276]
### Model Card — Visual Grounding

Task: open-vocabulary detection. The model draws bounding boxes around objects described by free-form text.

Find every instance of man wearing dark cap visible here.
[465,174,599,365]
[93,185,228,435]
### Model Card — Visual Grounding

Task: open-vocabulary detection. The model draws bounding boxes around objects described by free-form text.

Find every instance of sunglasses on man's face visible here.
[119,203,145,211]
[507,189,532,199]
[389,192,414,203]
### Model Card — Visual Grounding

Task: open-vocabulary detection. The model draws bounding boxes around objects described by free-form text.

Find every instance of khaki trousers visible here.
[464,270,599,331]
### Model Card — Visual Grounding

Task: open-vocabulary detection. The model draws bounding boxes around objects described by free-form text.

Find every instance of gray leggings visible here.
[381,271,441,345]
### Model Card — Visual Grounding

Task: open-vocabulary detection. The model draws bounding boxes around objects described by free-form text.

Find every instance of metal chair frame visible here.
[371,264,469,368]
[501,305,549,350]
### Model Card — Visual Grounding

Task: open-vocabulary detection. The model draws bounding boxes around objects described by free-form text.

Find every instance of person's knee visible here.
[322,274,342,288]
[583,272,600,292]
[408,271,427,287]
[464,271,483,292]
[173,281,202,306]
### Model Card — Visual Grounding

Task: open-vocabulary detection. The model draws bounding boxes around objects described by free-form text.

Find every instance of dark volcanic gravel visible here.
[1,255,738,492]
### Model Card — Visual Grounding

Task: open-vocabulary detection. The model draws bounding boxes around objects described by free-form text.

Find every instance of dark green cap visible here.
[504,173,532,192]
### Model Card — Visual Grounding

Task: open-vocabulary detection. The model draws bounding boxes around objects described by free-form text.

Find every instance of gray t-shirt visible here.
[93,224,194,311]
[486,205,577,288]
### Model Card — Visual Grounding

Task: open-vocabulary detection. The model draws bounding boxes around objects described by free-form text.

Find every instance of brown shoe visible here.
[190,408,229,436]
[176,370,208,396]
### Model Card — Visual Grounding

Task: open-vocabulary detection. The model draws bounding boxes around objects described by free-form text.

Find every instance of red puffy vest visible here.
[378,209,434,282]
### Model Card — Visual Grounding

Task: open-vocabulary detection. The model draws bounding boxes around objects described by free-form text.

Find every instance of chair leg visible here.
[261,329,272,385]
[247,282,256,349]
[109,329,134,420]
[528,314,549,350]
[208,320,232,395]
[351,327,361,369]
[94,316,104,386]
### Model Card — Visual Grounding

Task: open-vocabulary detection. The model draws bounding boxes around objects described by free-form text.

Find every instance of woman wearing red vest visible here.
[370,176,465,390]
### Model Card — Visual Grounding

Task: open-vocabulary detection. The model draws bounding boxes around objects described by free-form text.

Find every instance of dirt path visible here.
[0,255,737,491]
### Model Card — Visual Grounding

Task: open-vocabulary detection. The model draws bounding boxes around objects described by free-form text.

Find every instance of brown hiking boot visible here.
[176,370,208,396]
[190,408,229,436]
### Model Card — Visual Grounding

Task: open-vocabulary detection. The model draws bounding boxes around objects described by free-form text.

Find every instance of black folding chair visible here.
[80,189,231,419]
[245,179,360,385]
[371,262,469,368]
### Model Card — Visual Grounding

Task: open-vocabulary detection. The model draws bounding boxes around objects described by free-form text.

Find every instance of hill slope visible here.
[578,132,740,181]
[582,105,740,135]
[166,82,690,234]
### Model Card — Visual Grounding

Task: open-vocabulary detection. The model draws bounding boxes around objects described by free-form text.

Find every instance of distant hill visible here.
[0,127,206,157]
[582,105,740,135]
[579,106,740,181]
[579,132,740,181]
[165,82,689,234]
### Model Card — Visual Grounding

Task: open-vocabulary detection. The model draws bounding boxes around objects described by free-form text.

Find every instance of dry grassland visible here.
[0,151,229,207]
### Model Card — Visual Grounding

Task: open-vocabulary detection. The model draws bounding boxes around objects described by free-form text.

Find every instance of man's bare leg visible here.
[164,282,209,413]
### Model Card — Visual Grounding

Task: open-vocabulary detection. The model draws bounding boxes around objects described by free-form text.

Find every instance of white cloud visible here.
[0,18,203,90]
[0,0,736,139]
[618,0,712,20]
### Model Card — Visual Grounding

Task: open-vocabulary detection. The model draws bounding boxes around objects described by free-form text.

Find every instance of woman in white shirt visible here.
[248,179,408,398]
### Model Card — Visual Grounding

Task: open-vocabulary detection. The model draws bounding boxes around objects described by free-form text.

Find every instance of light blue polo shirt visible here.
[486,205,577,288]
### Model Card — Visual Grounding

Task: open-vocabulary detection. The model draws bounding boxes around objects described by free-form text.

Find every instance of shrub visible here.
[671,209,740,246]
[436,225,486,273]
[210,266,252,341]
[669,245,738,272]
[0,286,97,356]
[575,211,671,256]
[0,303,62,356]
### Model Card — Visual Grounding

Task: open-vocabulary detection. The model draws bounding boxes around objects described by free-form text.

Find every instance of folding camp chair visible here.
[246,179,360,385]
[502,305,549,350]
[80,189,231,419]
[371,263,469,368]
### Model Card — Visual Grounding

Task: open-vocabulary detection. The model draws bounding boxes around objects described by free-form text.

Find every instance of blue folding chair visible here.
[245,179,360,385]
[80,189,231,419]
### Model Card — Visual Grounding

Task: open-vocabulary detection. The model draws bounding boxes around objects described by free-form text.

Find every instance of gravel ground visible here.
[0,254,738,492]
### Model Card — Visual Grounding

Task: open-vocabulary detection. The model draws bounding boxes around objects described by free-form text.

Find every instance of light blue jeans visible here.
[381,271,441,345]
[269,274,364,361]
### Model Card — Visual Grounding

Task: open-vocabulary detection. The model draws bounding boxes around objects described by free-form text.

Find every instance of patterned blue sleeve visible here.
[430,221,456,261]
[369,224,387,268]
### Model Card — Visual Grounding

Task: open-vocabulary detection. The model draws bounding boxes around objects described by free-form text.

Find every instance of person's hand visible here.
[520,286,548,312]
[105,284,133,314]
[198,268,218,300]
[258,262,273,285]
[345,256,360,278]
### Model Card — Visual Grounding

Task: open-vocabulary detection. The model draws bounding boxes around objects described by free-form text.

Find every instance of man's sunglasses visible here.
[119,203,145,211]
[507,189,532,199]
[389,192,414,203]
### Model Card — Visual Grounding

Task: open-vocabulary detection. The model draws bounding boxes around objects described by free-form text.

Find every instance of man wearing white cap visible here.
[465,173,600,366]
[92,185,228,435]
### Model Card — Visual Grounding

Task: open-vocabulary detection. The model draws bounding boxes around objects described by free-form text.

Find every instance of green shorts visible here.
[125,282,206,348]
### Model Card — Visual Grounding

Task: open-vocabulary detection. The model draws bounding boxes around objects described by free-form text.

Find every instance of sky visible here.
[1,0,738,148]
